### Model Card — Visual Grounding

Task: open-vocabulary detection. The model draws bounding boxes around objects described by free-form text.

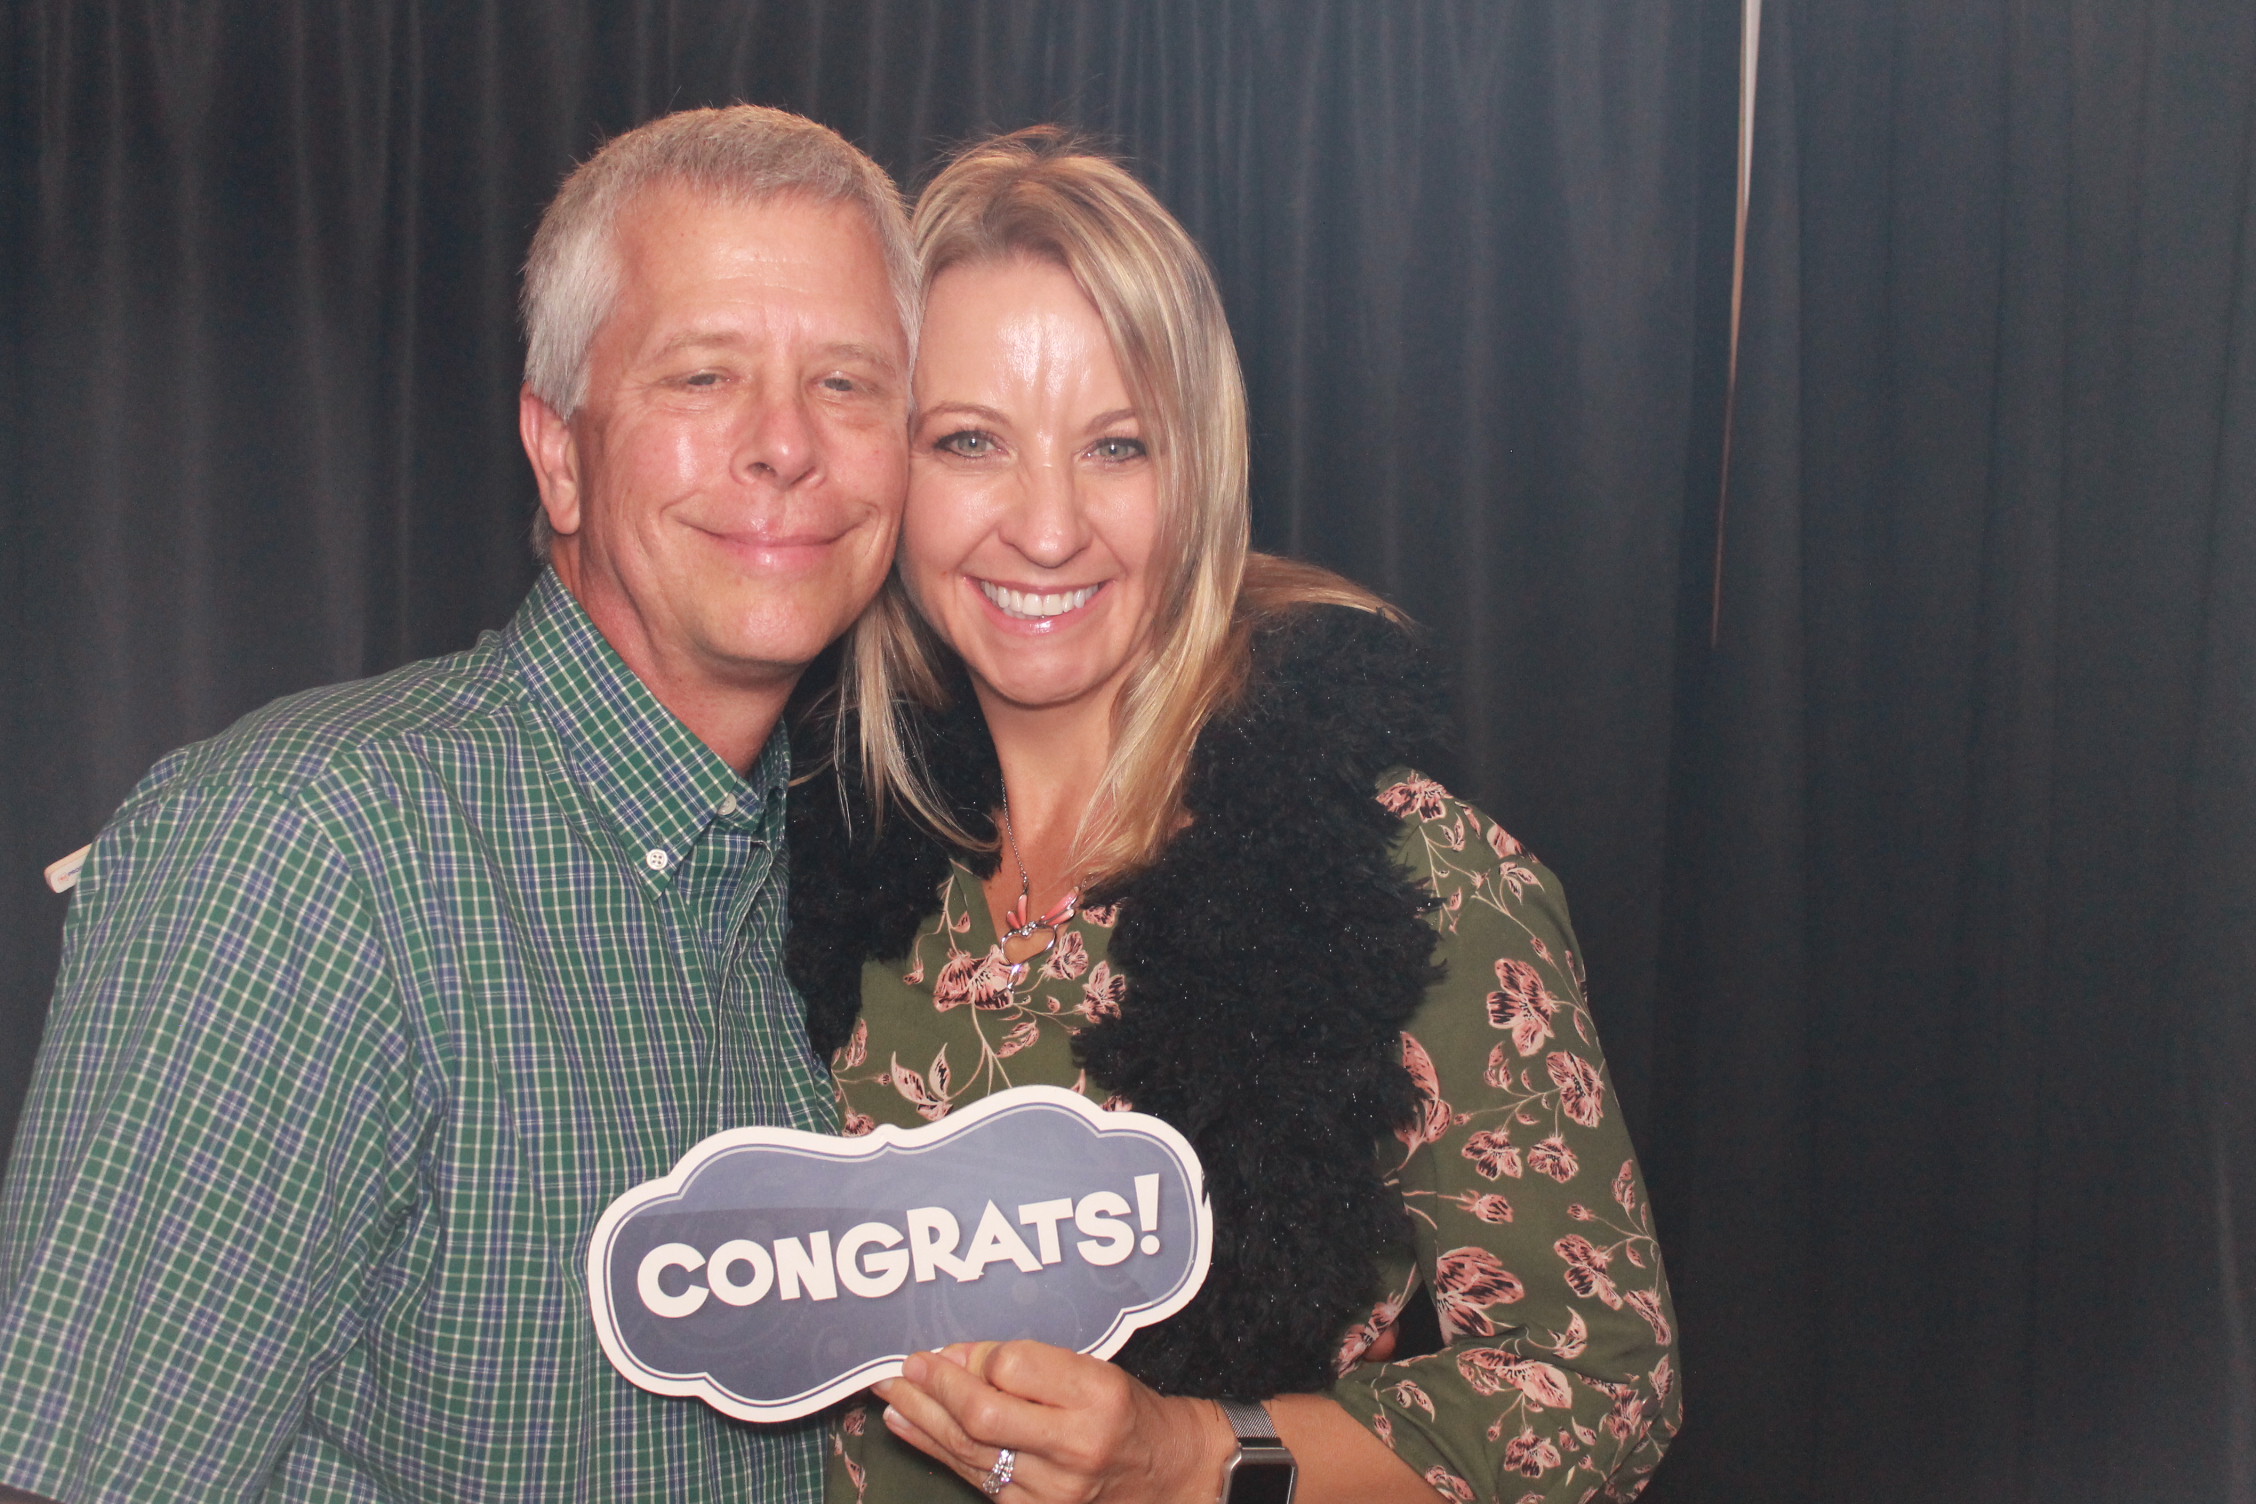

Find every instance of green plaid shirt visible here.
[0,570,834,1501]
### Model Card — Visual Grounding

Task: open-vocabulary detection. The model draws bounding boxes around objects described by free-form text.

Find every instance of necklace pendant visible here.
[1001,925,1058,968]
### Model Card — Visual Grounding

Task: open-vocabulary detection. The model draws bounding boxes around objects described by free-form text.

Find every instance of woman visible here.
[788,128,1678,1504]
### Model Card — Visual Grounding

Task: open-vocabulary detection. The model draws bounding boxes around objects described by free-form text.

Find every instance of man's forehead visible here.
[600,186,904,350]
[616,182,882,268]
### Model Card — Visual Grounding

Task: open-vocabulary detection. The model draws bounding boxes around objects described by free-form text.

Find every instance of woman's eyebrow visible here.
[917,401,1009,425]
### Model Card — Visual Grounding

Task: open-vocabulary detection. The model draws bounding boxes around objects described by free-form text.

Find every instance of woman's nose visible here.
[998,457,1093,567]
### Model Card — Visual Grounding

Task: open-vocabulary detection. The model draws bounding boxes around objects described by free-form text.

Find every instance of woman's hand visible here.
[871,1340,1236,1502]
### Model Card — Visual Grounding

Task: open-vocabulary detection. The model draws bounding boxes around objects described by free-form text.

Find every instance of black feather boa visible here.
[786,605,1453,1399]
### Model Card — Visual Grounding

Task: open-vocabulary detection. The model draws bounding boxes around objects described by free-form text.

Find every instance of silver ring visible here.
[979,1446,1017,1497]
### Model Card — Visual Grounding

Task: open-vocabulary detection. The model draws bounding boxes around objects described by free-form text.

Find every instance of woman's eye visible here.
[937,430,998,457]
[1090,436,1146,462]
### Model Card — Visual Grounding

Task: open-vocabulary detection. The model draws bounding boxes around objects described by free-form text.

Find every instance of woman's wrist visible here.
[1173,1395,1243,1501]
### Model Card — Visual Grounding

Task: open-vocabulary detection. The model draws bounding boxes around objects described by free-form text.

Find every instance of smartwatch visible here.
[1216,1398,1298,1504]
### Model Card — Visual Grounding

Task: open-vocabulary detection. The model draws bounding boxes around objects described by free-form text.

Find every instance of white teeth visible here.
[978,581,1099,620]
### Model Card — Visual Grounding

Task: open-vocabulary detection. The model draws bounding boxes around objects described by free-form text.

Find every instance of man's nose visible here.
[735,386,819,489]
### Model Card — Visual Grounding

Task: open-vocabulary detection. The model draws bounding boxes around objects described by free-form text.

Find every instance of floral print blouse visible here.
[823,775,1680,1503]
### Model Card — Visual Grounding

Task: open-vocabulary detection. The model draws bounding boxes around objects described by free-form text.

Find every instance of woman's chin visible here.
[964,662,1123,718]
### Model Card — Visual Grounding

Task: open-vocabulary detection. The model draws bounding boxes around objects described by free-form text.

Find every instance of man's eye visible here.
[683,371,726,388]
[937,430,998,457]
[820,374,858,394]
[1091,436,1146,462]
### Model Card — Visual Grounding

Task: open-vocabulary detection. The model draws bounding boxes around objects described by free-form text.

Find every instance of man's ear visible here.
[520,385,583,538]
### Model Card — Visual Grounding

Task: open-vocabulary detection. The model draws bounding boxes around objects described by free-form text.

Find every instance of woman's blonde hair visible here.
[846,127,1395,883]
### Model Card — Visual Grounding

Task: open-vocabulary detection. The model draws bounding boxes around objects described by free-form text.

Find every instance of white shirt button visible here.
[644,848,671,872]
[718,793,739,816]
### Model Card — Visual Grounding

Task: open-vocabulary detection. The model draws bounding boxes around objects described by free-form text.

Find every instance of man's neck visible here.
[552,564,794,777]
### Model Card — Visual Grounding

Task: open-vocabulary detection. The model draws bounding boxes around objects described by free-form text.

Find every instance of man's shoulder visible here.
[125,630,528,818]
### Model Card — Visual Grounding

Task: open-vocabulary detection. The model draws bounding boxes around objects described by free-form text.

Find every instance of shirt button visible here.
[719,793,739,816]
[644,848,671,872]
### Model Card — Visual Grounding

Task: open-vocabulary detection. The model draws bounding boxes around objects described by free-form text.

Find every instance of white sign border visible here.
[587,1084,1214,1424]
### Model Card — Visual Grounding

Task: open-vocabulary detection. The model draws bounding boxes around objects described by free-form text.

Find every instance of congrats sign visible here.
[588,1085,1212,1422]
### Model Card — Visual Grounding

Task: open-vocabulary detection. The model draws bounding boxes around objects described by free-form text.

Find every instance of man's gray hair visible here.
[521,105,918,420]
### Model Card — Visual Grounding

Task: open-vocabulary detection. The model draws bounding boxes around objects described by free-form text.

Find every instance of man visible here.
[0,105,913,1501]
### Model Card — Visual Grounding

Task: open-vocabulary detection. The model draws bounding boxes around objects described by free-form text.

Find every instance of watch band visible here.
[1216,1399,1297,1504]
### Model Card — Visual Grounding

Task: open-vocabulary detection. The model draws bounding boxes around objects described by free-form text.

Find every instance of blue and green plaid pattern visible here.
[0,570,834,1501]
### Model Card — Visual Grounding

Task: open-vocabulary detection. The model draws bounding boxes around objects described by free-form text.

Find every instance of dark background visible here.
[2,2,2251,1500]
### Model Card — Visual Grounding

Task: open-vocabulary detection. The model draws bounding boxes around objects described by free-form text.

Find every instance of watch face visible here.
[1226,1455,1297,1504]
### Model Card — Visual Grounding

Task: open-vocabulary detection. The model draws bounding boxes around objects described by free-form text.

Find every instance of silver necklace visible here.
[997,790,1080,979]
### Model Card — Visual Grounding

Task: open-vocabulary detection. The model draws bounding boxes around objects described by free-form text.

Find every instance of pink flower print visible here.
[968,949,1018,1009]
[1486,821,1526,859]
[1433,1246,1525,1337]
[1396,1032,1455,1149]
[840,1111,876,1137]
[1373,1410,1394,1448]
[933,950,980,1011]
[1376,774,1453,821]
[1447,1191,1515,1223]
[834,1017,869,1070]
[1505,1360,1575,1410]
[1079,901,1120,928]
[886,1054,950,1121]
[1613,1159,1639,1213]
[1604,1389,1650,1443]
[1455,1345,1515,1396]
[1334,1294,1407,1373]
[1502,1430,1563,1478]
[1487,958,1559,1056]
[1652,1354,1674,1399]
[1079,960,1126,1020]
[1463,1127,1525,1180]
[1457,1350,1572,1409]
[1334,1323,1377,1373]
[1549,1309,1589,1360]
[1422,1467,1476,1502]
[1545,1051,1606,1127]
[1554,1234,1623,1309]
[1527,1135,1580,1183]
[1385,1380,1436,1418]
[1040,929,1090,981]
[1625,1287,1674,1345]
[998,1018,1041,1057]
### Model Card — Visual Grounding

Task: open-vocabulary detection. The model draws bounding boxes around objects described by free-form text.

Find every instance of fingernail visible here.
[883,1405,906,1432]
[872,1379,894,1401]
[901,1353,928,1383]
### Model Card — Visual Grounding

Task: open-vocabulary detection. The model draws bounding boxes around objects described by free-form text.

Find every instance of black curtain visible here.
[1649,2,2256,1500]
[2,3,2251,1501]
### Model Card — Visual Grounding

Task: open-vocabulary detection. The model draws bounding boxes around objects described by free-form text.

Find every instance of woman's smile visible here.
[973,579,1106,623]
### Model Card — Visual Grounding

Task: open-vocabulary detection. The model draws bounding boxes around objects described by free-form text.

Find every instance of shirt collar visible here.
[505,569,786,891]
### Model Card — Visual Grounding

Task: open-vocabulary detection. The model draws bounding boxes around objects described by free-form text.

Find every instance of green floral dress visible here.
[823,774,1680,1503]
